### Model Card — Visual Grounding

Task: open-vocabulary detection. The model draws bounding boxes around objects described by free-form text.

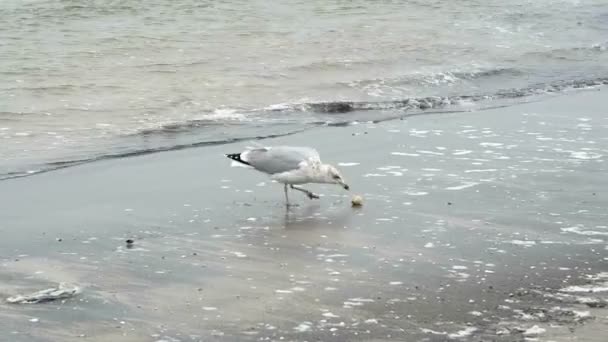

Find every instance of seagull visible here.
[226,146,349,205]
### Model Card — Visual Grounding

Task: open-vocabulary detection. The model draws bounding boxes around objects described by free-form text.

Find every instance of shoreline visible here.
[4,79,608,183]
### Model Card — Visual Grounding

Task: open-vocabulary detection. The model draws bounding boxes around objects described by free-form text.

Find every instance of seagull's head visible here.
[323,165,349,190]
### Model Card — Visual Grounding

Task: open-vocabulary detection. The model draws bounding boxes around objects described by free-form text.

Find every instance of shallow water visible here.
[1,90,606,341]
[1,0,608,178]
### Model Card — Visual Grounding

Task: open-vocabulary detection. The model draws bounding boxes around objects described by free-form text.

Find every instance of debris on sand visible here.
[6,283,81,304]
[351,195,364,207]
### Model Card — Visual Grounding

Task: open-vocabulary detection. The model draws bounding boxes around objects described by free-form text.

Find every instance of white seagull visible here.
[226,146,349,205]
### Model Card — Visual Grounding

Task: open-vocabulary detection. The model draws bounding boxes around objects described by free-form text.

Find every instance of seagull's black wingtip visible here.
[226,152,251,166]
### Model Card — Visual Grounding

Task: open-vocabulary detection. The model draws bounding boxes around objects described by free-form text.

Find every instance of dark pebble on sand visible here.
[447,202,452,205]
[126,239,134,248]
[56,238,62,242]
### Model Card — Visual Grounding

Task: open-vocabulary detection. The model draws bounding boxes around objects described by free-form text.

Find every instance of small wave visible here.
[135,109,249,136]
[2,76,607,181]
[346,67,523,90]
[453,67,524,80]
[287,58,381,72]
[268,77,608,114]
[523,43,608,61]
[1,83,124,92]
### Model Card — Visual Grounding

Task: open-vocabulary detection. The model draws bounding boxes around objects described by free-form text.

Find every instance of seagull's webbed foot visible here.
[290,185,320,200]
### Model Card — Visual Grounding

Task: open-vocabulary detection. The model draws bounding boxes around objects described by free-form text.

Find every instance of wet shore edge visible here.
[0,88,607,341]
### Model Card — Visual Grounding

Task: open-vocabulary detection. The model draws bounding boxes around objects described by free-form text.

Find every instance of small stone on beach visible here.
[126,239,134,248]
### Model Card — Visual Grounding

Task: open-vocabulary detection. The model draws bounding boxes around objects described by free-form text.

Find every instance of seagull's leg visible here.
[290,185,320,200]
[284,184,289,206]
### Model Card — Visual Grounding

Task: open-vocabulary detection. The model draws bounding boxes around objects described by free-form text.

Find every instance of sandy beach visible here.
[1,89,607,341]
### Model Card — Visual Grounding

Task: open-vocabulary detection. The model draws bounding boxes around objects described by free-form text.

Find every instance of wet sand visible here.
[1,89,607,341]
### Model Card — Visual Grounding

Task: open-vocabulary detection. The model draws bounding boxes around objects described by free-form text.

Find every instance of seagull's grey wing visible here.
[245,146,319,174]
[271,146,320,161]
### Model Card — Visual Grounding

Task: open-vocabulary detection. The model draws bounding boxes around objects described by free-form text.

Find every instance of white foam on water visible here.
[231,251,247,258]
[523,325,546,336]
[322,312,339,318]
[586,272,608,280]
[573,310,591,318]
[480,142,503,147]
[409,129,429,137]
[343,301,363,308]
[208,108,247,120]
[338,162,360,166]
[265,103,291,111]
[349,297,374,302]
[445,182,479,190]
[570,151,602,160]
[559,284,608,293]
[363,173,386,177]
[294,322,312,332]
[404,191,428,196]
[325,254,349,258]
[561,226,608,236]
[420,328,447,335]
[465,169,497,173]
[275,289,293,294]
[389,281,403,285]
[509,240,536,246]
[448,327,477,339]
[418,150,444,155]
[391,152,420,156]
